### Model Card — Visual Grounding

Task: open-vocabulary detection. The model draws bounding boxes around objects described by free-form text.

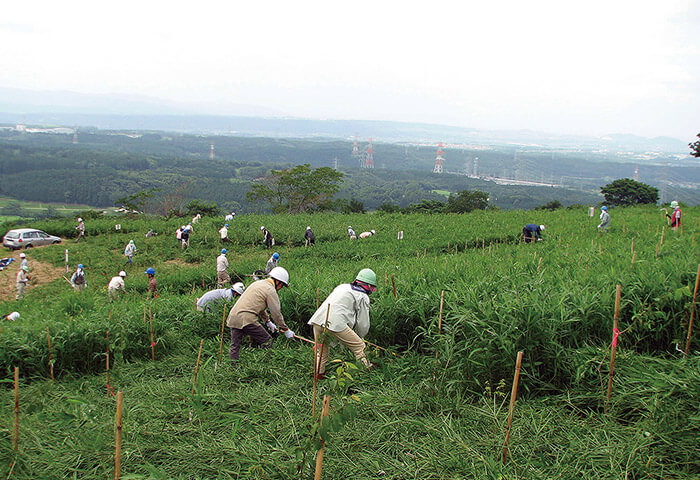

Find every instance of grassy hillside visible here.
[0,206,697,478]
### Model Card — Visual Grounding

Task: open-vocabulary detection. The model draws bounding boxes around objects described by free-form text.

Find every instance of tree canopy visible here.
[246,164,344,214]
[690,133,700,158]
[444,190,490,213]
[600,178,658,206]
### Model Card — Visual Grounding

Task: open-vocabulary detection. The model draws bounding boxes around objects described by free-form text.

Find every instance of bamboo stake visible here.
[316,287,320,310]
[501,351,524,464]
[192,339,204,394]
[218,306,228,365]
[314,395,331,480]
[143,304,146,327]
[605,284,622,412]
[114,391,124,480]
[391,275,397,299]
[683,264,700,357]
[312,304,331,418]
[294,334,316,345]
[432,290,446,385]
[13,367,19,451]
[46,326,54,381]
[631,251,636,265]
[537,257,543,273]
[660,226,665,245]
[149,306,155,361]
[106,329,112,396]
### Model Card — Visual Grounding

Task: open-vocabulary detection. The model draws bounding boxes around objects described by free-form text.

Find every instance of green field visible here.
[0,207,698,479]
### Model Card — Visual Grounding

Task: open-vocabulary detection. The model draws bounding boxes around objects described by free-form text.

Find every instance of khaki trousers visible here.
[312,324,368,374]
[217,271,230,286]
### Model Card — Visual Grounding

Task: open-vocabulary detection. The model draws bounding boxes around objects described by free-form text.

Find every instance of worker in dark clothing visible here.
[304,226,316,246]
[260,226,274,249]
[522,224,545,243]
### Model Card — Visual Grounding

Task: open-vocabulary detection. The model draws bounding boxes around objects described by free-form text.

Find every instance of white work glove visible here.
[266,320,278,333]
[284,329,295,339]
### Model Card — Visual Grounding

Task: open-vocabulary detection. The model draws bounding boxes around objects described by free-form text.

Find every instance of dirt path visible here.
[0,249,67,301]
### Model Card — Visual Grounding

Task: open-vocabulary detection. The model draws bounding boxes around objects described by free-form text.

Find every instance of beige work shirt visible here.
[226,278,288,330]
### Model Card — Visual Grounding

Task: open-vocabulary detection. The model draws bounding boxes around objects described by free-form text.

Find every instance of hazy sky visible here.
[1,0,699,140]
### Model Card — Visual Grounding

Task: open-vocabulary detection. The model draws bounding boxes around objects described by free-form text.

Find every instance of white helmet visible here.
[232,282,245,295]
[19,253,26,258]
[539,225,546,231]
[119,271,127,277]
[306,226,311,230]
[7,312,20,321]
[268,267,289,286]
[348,226,352,229]
[260,226,265,231]
[371,229,376,234]
[77,217,83,222]
[670,201,679,208]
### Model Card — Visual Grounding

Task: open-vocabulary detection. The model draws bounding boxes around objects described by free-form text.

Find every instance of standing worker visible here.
[219,223,230,243]
[196,283,245,312]
[308,268,377,379]
[75,217,86,242]
[304,226,315,246]
[260,226,274,249]
[181,225,191,249]
[522,224,545,243]
[108,271,127,301]
[265,252,280,274]
[348,226,357,240]
[217,249,230,287]
[226,267,294,364]
[124,240,137,265]
[666,201,682,231]
[19,252,27,270]
[598,206,611,232]
[15,265,29,300]
[145,268,157,297]
[70,264,87,292]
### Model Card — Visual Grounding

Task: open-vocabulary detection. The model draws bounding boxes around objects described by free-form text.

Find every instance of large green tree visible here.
[600,178,658,206]
[246,164,344,214]
[690,133,700,158]
[445,190,490,213]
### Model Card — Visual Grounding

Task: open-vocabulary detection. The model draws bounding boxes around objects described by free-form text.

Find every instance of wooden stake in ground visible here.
[391,275,397,299]
[314,395,331,480]
[218,306,228,366]
[114,391,124,480]
[432,290,446,385]
[148,306,155,361]
[501,351,524,464]
[312,304,331,418]
[684,264,700,357]
[46,326,54,381]
[660,226,665,246]
[13,367,19,451]
[192,339,204,394]
[605,284,622,413]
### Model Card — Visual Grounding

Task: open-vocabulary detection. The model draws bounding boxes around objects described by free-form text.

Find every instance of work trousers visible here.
[229,323,272,361]
[217,271,230,286]
[312,324,369,374]
[108,287,121,301]
[16,283,25,300]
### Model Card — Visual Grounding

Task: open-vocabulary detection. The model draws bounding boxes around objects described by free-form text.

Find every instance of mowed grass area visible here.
[0,206,698,479]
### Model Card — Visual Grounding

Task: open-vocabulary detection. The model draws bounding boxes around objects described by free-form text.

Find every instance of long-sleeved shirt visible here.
[307,283,370,338]
[124,243,136,256]
[348,228,356,237]
[148,277,157,295]
[265,257,278,274]
[20,259,28,270]
[216,254,229,272]
[219,226,228,239]
[197,288,234,308]
[108,276,125,292]
[524,224,542,238]
[667,208,681,227]
[70,269,86,286]
[305,229,315,242]
[598,211,611,229]
[16,270,28,285]
[227,278,287,330]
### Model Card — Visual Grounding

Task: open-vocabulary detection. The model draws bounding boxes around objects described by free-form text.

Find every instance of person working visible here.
[16,266,29,300]
[265,252,280,274]
[307,268,377,379]
[2,312,20,321]
[347,226,357,240]
[598,206,611,232]
[75,217,86,242]
[304,226,315,246]
[359,230,376,239]
[108,271,127,301]
[124,240,137,264]
[226,267,294,363]
[217,249,230,287]
[666,201,682,230]
[196,283,245,312]
[219,224,230,243]
[70,264,87,292]
[145,268,157,297]
[522,224,545,243]
[19,253,27,270]
[260,226,274,249]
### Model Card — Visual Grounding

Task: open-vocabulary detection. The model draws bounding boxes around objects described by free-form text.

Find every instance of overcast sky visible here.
[1,0,699,140]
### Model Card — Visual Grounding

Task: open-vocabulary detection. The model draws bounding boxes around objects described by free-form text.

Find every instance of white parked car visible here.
[2,228,62,250]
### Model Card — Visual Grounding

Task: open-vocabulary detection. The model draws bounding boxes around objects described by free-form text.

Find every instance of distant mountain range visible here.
[0,87,692,154]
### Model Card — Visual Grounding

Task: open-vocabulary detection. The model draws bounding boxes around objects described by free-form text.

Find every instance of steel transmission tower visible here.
[433,142,445,173]
[363,138,374,169]
[210,142,215,161]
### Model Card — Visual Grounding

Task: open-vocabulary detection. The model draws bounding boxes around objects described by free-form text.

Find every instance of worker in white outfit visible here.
[16,266,29,300]
[217,249,230,286]
[19,253,27,270]
[347,226,356,240]
[359,229,376,239]
[108,271,127,301]
[307,268,377,379]
[196,283,245,312]
[219,224,230,243]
